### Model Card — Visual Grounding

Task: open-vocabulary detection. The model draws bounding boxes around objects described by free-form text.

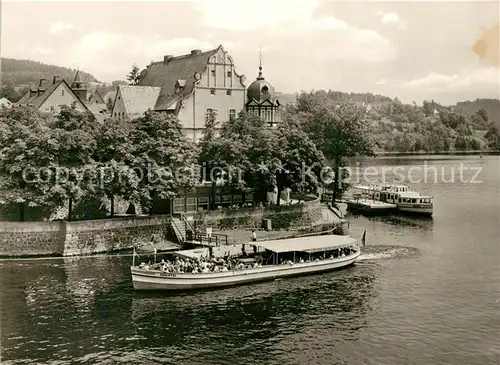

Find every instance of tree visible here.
[478,108,489,122]
[106,97,114,113]
[126,64,141,85]
[0,106,59,220]
[269,119,324,206]
[290,93,375,202]
[130,111,198,213]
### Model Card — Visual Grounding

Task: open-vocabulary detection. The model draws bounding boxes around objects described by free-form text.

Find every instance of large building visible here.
[111,44,246,141]
[17,71,108,122]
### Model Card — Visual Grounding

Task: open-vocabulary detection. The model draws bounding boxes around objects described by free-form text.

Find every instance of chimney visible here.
[52,76,61,84]
[191,49,202,56]
[29,89,37,98]
[163,55,173,64]
[38,79,47,96]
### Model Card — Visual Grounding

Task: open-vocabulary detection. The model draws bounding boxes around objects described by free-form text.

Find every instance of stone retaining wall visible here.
[63,216,171,256]
[0,215,171,257]
[0,221,65,256]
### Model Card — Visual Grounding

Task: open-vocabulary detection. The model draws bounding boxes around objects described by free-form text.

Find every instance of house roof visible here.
[85,102,108,123]
[20,80,66,108]
[137,46,220,110]
[0,97,13,107]
[16,80,103,119]
[17,91,31,105]
[118,85,161,119]
[88,91,105,104]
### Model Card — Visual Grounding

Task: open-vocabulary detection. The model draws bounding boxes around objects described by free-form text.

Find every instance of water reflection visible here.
[130,267,377,365]
[1,256,377,365]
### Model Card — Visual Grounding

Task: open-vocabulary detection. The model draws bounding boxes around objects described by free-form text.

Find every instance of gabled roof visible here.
[85,102,108,123]
[117,85,161,119]
[137,46,221,111]
[0,97,13,108]
[17,91,31,105]
[21,80,66,108]
[17,79,91,115]
[88,91,105,104]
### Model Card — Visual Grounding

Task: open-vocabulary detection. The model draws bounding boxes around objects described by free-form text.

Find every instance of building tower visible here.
[245,51,280,127]
[71,69,87,101]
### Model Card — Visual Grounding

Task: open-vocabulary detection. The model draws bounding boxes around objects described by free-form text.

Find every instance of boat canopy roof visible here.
[398,191,432,199]
[257,234,358,254]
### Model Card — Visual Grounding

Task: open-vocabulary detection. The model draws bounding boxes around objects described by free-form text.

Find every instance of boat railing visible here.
[190,232,229,247]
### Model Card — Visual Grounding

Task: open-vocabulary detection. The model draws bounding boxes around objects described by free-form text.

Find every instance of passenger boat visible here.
[352,184,433,216]
[130,232,365,291]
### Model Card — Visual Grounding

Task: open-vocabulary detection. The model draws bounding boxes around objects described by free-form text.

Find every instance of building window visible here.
[266,110,271,121]
[210,89,215,95]
[211,70,215,76]
[227,71,231,78]
[206,108,216,124]
[226,90,231,96]
[229,109,236,121]
[61,89,64,96]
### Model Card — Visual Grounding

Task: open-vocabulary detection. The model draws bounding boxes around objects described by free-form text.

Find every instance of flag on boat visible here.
[362,230,366,246]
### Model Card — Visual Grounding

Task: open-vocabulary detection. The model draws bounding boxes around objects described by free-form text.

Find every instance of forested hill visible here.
[453,99,500,127]
[0,58,99,86]
[288,90,500,152]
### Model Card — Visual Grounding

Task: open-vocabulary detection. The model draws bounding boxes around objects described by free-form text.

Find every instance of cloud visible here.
[196,0,321,31]
[35,46,55,55]
[70,31,219,79]
[49,21,75,34]
[400,67,500,93]
[376,11,406,30]
[315,16,348,30]
[303,19,398,63]
[375,79,388,85]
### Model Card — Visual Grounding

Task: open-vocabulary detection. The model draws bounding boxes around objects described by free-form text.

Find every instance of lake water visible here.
[1,156,499,365]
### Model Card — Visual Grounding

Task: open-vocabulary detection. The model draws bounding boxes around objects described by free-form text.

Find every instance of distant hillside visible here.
[452,99,500,127]
[0,58,99,87]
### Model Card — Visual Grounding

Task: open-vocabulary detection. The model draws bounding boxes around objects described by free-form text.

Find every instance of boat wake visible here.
[358,245,419,261]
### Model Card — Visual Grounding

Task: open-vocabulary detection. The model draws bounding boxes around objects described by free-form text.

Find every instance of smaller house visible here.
[17,71,109,122]
[111,85,161,122]
[88,91,105,104]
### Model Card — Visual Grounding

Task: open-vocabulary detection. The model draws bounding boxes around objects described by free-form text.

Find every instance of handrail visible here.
[170,217,185,243]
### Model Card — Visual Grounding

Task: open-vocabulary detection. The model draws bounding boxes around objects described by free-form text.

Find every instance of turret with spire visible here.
[245,48,280,126]
[71,68,87,100]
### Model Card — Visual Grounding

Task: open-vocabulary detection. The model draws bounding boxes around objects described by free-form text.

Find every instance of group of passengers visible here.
[141,255,263,274]
[139,247,356,273]
[277,247,354,266]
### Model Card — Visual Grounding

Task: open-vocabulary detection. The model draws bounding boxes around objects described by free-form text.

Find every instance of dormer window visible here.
[175,79,186,94]
[262,85,269,93]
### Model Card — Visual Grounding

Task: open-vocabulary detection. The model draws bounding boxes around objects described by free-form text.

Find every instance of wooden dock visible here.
[346,199,397,214]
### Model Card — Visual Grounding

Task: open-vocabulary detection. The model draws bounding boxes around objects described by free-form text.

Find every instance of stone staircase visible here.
[170,216,187,244]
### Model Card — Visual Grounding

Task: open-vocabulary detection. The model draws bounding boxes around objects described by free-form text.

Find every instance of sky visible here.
[1,0,499,105]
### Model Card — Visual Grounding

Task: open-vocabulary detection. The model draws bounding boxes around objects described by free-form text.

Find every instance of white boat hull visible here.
[131,251,360,291]
[397,205,433,216]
